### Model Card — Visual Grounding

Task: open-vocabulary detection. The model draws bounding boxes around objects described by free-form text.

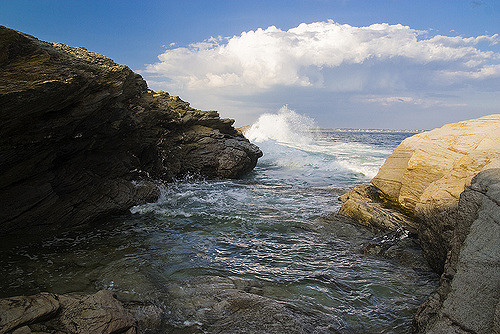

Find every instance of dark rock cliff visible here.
[0,26,262,235]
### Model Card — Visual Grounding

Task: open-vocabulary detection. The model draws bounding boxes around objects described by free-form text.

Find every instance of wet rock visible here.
[0,26,262,235]
[338,184,417,233]
[361,231,432,271]
[163,276,337,333]
[54,290,136,334]
[0,293,59,333]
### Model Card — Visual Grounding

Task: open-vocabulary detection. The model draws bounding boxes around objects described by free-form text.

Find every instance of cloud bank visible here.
[144,20,500,128]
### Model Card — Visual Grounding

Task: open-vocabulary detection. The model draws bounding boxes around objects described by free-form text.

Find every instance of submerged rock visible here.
[162,276,337,333]
[0,26,262,235]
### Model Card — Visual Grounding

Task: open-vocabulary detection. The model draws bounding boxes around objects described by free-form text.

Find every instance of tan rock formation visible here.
[372,114,500,215]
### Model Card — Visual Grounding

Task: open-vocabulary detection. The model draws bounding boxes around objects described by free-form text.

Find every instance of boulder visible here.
[0,293,59,333]
[371,114,500,214]
[0,290,138,334]
[0,26,262,235]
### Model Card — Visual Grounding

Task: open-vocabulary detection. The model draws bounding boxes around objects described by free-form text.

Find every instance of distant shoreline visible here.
[310,128,426,133]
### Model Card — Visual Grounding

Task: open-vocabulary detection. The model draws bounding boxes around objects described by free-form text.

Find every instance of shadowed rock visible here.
[413,169,500,334]
[0,293,59,333]
[0,26,262,235]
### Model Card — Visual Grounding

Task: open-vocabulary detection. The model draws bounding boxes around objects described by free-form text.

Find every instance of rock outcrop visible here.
[0,26,262,235]
[371,114,500,214]
[337,116,500,334]
[414,169,500,334]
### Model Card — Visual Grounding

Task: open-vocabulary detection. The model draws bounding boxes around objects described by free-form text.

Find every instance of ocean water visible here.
[0,107,438,333]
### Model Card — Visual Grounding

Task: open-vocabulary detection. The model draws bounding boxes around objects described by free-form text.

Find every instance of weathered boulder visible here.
[0,293,59,333]
[414,169,500,334]
[0,26,262,235]
[371,114,500,214]
[0,290,138,334]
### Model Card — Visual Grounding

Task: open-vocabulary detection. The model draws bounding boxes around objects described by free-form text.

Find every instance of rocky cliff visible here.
[338,116,500,333]
[0,26,262,235]
[413,169,500,334]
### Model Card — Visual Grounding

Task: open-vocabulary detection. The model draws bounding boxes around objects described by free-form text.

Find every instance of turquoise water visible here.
[0,110,438,333]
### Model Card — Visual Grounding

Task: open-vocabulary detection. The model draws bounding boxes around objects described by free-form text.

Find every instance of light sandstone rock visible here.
[371,114,500,215]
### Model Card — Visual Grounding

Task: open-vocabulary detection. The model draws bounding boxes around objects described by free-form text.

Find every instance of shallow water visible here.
[0,110,438,333]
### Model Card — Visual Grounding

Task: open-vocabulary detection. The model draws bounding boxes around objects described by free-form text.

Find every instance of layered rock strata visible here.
[338,116,500,334]
[0,26,262,235]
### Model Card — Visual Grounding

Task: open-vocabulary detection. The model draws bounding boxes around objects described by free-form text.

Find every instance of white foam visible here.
[245,105,316,145]
[245,106,389,179]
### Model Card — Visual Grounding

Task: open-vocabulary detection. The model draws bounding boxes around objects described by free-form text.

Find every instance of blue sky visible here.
[2,0,499,129]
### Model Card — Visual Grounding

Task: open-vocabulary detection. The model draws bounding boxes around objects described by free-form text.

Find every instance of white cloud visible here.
[146,20,499,92]
[143,20,499,128]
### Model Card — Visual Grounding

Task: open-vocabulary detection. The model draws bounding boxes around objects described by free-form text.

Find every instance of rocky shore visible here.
[0,26,262,236]
[339,115,500,333]
[1,25,498,334]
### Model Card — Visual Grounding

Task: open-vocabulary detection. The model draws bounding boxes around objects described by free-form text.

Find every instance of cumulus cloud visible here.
[146,20,499,92]
[143,20,499,128]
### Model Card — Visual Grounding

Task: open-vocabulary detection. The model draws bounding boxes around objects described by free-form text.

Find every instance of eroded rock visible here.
[414,169,500,334]
[0,290,140,334]
[0,26,262,235]
[0,293,59,333]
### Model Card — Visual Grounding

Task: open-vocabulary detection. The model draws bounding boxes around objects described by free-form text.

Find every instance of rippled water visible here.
[0,110,438,333]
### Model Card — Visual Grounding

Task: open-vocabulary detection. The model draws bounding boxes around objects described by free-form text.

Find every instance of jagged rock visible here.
[0,293,59,333]
[413,169,500,334]
[0,26,262,235]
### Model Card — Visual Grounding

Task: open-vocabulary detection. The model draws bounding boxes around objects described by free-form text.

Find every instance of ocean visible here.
[0,108,439,333]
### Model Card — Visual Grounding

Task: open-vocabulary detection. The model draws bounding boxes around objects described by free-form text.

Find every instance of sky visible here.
[1,0,499,129]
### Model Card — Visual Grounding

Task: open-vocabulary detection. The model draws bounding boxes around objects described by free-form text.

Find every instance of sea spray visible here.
[245,105,317,144]
[244,106,390,179]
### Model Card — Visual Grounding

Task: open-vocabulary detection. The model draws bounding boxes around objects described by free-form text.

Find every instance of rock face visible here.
[371,114,500,214]
[414,169,500,334]
[0,26,262,235]
[371,115,500,272]
[337,116,500,334]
